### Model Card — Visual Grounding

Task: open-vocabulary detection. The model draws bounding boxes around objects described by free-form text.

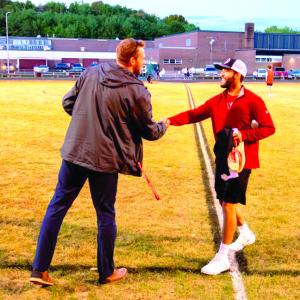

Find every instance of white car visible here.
[203,66,219,78]
[253,68,267,79]
[33,65,49,73]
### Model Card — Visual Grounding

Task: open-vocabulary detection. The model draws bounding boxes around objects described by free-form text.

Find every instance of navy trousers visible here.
[32,160,118,282]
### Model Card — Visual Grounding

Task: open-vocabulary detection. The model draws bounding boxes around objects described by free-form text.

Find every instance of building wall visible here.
[196,31,244,67]
[154,30,244,69]
[19,59,46,69]
[283,54,300,70]
[145,47,159,63]
[158,48,198,71]
[155,31,199,48]
[234,49,256,74]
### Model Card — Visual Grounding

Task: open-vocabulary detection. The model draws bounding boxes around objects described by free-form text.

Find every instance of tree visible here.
[0,1,199,39]
[264,26,300,34]
[0,1,13,9]
[44,2,66,14]
[164,14,188,25]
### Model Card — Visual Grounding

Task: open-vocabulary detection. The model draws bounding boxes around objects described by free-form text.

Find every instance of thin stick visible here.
[138,162,160,201]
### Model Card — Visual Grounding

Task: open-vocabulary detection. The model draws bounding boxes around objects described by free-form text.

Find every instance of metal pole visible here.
[5,12,11,77]
[209,38,215,65]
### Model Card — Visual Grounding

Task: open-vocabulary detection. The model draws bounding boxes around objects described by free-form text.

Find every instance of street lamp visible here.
[209,38,215,64]
[43,45,50,66]
[5,12,11,77]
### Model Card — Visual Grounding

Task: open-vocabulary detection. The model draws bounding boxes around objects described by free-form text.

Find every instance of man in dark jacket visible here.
[30,38,168,286]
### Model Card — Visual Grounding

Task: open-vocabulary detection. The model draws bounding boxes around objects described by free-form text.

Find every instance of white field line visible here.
[185,84,248,300]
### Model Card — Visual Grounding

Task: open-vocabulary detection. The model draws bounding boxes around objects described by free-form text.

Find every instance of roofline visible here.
[0,36,121,42]
[159,46,197,50]
[198,29,243,34]
[255,31,300,36]
[255,48,300,52]
[155,29,243,40]
[0,50,116,60]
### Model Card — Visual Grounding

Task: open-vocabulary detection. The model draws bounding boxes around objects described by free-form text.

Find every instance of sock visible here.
[218,243,230,256]
[238,222,250,234]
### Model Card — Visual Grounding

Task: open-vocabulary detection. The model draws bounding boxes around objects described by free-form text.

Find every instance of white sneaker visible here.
[229,230,256,251]
[201,253,230,275]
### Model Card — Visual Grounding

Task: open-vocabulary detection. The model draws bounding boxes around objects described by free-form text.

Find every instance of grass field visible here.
[0,80,299,299]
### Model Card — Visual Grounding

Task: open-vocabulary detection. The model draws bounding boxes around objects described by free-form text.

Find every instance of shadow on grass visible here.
[1,257,299,279]
[126,265,204,275]
[245,269,300,276]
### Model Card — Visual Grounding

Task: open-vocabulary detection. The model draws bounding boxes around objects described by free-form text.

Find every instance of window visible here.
[186,38,191,47]
[256,57,275,63]
[163,59,182,65]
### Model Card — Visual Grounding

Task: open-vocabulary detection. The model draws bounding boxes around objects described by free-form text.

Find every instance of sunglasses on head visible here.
[129,39,141,59]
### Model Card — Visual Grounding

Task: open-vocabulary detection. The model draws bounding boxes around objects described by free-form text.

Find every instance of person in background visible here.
[29,38,168,286]
[147,74,152,83]
[167,58,275,275]
[266,65,274,98]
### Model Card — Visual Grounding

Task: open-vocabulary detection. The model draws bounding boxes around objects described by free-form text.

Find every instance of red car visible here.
[273,67,289,79]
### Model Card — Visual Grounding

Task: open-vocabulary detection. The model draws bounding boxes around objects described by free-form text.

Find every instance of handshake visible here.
[160,117,170,128]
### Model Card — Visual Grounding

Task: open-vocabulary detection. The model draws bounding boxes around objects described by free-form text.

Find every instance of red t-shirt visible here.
[266,69,274,85]
[169,87,275,169]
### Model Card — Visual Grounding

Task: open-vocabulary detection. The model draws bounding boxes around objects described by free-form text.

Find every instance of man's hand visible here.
[232,129,242,145]
[160,117,170,128]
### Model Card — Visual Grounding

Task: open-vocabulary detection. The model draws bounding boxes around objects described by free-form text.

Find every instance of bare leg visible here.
[236,206,244,226]
[222,202,237,244]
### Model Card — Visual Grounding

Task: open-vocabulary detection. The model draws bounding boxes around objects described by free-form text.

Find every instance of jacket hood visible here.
[98,62,144,88]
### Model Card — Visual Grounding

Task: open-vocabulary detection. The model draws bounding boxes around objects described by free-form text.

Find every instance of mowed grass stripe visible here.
[189,81,300,300]
[0,81,234,299]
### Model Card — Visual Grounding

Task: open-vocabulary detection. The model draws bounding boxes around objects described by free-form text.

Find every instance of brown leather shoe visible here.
[104,268,128,284]
[30,270,53,287]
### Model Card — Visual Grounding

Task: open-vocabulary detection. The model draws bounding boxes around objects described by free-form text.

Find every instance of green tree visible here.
[0,0,13,9]
[0,1,199,39]
[44,1,66,14]
[164,14,188,25]
[264,26,300,34]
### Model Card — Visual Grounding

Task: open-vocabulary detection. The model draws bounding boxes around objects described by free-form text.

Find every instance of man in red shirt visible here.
[168,58,275,275]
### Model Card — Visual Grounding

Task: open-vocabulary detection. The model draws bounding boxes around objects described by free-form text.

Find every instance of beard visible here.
[220,76,234,88]
[133,64,142,76]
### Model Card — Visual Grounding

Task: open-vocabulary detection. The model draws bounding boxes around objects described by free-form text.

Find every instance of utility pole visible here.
[6,12,11,77]
[209,38,215,64]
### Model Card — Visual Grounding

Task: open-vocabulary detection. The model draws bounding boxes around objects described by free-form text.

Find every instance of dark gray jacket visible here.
[60,62,166,176]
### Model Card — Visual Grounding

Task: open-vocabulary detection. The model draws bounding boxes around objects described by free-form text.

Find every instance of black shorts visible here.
[215,168,251,205]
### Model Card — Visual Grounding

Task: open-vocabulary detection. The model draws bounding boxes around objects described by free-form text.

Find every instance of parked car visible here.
[252,68,267,79]
[273,66,289,79]
[204,65,219,78]
[89,61,98,67]
[189,67,204,76]
[33,65,49,73]
[70,63,85,72]
[288,69,300,79]
[55,63,70,71]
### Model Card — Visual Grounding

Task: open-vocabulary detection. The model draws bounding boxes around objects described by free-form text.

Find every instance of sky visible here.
[19,0,300,32]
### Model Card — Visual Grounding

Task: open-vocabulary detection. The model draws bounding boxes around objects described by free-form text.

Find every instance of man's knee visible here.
[99,211,116,227]
[222,202,237,213]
